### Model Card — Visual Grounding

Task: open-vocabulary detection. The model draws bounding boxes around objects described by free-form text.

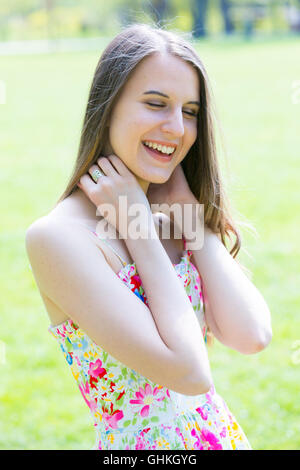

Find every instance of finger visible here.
[106,154,134,178]
[96,156,118,177]
[78,173,98,193]
[88,164,107,182]
[105,155,124,175]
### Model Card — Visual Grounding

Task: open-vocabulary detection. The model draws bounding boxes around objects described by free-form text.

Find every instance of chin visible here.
[150,175,170,184]
[140,167,172,184]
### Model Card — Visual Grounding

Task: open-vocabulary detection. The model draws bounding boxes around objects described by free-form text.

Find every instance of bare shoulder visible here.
[25,215,97,266]
[25,215,102,326]
[26,213,92,242]
[25,214,108,278]
[25,213,134,328]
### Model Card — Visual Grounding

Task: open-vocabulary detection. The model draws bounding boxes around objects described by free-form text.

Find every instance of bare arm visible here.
[177,199,272,354]
[26,217,212,395]
[194,228,272,353]
[124,219,212,387]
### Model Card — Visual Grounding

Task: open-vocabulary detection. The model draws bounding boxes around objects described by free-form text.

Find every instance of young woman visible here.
[26,23,272,450]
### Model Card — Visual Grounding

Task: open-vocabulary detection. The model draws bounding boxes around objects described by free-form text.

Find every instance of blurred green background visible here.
[1,0,300,41]
[1,0,300,451]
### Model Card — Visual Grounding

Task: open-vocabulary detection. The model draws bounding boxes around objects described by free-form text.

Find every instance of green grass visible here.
[1,37,300,450]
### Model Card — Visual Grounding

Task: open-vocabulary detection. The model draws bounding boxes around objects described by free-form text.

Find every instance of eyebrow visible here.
[142,90,200,107]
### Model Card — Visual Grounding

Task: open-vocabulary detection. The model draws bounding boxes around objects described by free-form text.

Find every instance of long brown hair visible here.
[54,23,256,347]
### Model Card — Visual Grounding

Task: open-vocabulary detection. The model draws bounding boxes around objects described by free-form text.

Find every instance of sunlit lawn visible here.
[0,35,299,450]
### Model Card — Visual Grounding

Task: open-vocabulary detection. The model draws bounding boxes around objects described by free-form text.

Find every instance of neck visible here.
[136,176,150,196]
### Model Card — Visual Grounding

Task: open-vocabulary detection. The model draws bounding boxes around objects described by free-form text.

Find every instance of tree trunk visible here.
[220,0,234,34]
[192,0,209,38]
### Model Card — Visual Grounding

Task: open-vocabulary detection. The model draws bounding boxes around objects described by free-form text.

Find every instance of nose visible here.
[160,107,185,138]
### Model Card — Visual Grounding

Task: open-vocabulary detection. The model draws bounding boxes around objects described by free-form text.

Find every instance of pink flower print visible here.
[191,429,204,450]
[103,410,124,429]
[176,427,188,449]
[101,404,124,430]
[196,406,208,421]
[132,274,142,288]
[130,275,147,303]
[130,383,165,417]
[75,356,81,366]
[56,325,66,338]
[129,275,142,293]
[220,426,227,438]
[200,428,223,450]
[78,381,90,404]
[78,381,97,413]
[135,436,146,450]
[88,359,107,379]
[205,390,213,404]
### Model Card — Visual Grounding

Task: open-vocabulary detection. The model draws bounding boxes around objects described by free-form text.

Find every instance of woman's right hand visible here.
[77,155,153,239]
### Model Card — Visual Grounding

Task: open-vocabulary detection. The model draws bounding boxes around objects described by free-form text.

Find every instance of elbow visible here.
[198,380,213,395]
[242,328,273,355]
[255,328,273,352]
[191,379,213,396]
[184,373,213,396]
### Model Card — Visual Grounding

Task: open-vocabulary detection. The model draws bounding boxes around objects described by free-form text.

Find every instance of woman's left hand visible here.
[147,164,196,211]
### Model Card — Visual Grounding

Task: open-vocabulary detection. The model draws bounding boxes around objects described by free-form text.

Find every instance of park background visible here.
[0,0,300,450]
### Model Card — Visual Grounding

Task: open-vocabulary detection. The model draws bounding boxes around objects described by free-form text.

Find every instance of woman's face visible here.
[104,52,200,193]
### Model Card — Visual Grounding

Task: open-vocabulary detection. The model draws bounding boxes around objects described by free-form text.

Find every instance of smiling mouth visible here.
[142,141,176,157]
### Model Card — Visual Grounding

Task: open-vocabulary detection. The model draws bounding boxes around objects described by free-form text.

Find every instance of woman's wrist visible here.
[169,196,207,250]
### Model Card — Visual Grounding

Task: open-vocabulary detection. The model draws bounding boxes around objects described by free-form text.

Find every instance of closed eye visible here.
[145,102,198,117]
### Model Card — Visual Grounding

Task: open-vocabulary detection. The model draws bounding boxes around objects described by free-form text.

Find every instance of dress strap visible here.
[91,231,128,267]
[182,235,193,260]
[91,229,191,266]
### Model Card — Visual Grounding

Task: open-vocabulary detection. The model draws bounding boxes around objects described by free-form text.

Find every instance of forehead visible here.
[124,53,200,100]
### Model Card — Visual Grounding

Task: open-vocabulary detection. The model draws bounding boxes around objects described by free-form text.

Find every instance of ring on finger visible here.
[91,168,104,183]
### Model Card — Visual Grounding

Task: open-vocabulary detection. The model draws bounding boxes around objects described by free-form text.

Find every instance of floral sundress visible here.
[48,231,252,450]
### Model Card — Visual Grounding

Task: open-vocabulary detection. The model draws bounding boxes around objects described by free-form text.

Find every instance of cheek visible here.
[110,110,144,142]
[189,121,198,141]
[186,127,197,150]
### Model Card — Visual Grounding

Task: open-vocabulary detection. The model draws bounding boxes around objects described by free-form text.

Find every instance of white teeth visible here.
[144,141,175,155]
